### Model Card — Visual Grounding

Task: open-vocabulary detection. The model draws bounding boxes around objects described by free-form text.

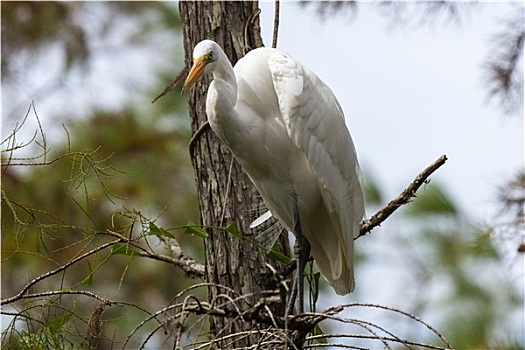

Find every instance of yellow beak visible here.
[182,57,206,95]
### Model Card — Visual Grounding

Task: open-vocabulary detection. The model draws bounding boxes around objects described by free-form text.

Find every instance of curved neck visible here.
[212,48,237,105]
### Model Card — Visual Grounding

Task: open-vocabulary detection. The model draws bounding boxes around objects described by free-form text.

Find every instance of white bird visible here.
[183,40,364,313]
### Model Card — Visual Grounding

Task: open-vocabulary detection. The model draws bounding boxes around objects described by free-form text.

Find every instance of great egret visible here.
[183,40,364,313]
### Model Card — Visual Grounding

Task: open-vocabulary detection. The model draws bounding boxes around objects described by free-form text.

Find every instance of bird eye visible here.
[208,51,214,61]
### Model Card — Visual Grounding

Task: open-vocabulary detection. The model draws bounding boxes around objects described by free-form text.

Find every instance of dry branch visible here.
[0,240,123,306]
[151,67,188,103]
[142,241,206,278]
[139,290,453,350]
[358,154,448,237]
[272,0,280,48]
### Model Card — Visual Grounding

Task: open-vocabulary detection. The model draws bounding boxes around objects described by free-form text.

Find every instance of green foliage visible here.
[47,313,73,335]
[1,3,202,348]
[80,260,94,286]
[311,271,321,305]
[224,221,242,239]
[148,221,176,239]
[183,220,209,238]
[110,243,141,257]
[267,244,291,264]
[312,324,328,344]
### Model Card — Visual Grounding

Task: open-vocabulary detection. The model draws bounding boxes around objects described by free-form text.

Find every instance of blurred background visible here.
[2,2,523,349]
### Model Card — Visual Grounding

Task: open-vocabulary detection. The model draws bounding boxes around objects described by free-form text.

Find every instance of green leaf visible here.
[81,260,94,286]
[266,245,290,264]
[148,221,175,238]
[184,219,209,238]
[47,313,72,334]
[111,243,141,257]
[312,272,321,304]
[313,324,327,344]
[224,221,243,240]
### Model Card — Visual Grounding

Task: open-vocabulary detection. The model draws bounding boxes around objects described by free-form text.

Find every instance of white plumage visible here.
[183,40,364,298]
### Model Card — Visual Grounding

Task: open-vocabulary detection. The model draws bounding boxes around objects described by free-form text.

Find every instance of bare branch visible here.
[1,150,104,167]
[272,0,280,49]
[2,290,109,304]
[146,291,453,350]
[151,67,188,103]
[1,239,122,306]
[139,250,205,278]
[102,228,206,278]
[358,154,448,238]
[332,302,452,348]
[305,336,450,350]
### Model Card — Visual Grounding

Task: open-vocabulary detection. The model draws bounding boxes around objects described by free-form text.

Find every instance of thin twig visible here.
[161,296,452,349]
[31,101,47,164]
[0,290,108,304]
[272,0,280,48]
[1,151,102,167]
[317,302,452,348]
[304,336,450,350]
[1,239,123,306]
[357,154,448,238]
[152,67,188,103]
[102,229,206,278]
[138,249,205,278]
[244,8,262,53]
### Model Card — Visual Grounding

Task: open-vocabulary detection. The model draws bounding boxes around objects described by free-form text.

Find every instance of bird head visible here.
[182,40,217,94]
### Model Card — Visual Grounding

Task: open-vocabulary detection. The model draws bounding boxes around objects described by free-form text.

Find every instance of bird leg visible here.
[286,221,311,315]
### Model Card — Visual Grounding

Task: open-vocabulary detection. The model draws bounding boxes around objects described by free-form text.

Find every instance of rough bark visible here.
[179,1,290,347]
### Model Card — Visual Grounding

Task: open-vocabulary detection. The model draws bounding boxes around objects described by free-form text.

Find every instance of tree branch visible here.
[1,227,206,307]
[272,0,280,48]
[151,67,188,104]
[1,290,110,305]
[154,235,206,278]
[162,297,452,349]
[101,229,206,278]
[357,154,448,238]
[1,239,123,306]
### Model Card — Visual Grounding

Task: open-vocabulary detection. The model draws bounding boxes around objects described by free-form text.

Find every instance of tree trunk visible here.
[179,1,290,347]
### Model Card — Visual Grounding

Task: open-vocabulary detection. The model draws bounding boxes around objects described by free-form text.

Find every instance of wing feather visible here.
[268,51,364,293]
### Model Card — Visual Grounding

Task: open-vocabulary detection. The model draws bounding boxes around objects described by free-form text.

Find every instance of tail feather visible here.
[303,208,355,295]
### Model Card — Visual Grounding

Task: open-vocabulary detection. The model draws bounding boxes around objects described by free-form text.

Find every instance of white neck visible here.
[212,47,237,105]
